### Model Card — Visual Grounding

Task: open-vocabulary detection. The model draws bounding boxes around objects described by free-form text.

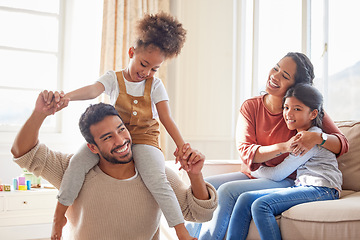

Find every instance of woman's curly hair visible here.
[135,12,187,58]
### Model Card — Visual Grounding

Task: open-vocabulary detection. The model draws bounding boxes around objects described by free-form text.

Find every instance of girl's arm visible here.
[156,100,185,149]
[156,101,187,168]
[252,147,318,181]
[65,82,105,101]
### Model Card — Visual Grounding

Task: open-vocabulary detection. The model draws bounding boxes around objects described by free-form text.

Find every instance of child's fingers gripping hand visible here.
[173,147,187,171]
[180,143,191,161]
[50,91,66,107]
[53,90,65,104]
[43,91,68,115]
[55,91,69,109]
[176,149,188,171]
[179,143,192,172]
[173,147,180,164]
[41,90,65,105]
[178,150,190,172]
[174,145,190,171]
[181,143,191,156]
[55,96,70,113]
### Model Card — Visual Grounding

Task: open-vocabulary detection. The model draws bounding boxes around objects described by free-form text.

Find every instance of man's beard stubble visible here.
[98,141,133,164]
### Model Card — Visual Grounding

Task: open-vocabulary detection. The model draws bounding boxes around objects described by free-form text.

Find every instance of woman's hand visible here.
[290,131,320,156]
[280,135,299,154]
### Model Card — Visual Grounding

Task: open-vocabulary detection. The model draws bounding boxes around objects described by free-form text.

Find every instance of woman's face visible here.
[266,56,297,98]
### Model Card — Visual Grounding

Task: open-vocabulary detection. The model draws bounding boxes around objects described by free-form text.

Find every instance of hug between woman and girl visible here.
[187,52,348,240]
[42,11,348,240]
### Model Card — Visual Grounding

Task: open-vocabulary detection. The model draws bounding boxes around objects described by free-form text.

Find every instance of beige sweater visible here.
[14,143,217,240]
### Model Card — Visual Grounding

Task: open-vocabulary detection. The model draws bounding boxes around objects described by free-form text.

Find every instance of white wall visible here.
[164,0,242,161]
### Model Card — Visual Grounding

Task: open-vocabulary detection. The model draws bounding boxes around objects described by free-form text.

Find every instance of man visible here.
[11,92,217,240]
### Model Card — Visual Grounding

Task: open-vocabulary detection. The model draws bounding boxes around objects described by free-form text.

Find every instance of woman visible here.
[188,52,349,240]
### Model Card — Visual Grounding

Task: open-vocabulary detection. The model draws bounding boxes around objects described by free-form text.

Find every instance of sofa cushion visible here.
[280,192,360,239]
[335,120,360,191]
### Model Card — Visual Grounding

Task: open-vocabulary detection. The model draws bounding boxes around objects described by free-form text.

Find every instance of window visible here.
[0,0,62,131]
[256,0,302,94]
[251,0,359,121]
[311,0,360,120]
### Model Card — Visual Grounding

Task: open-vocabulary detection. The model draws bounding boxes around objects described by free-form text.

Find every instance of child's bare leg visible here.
[51,201,68,240]
[174,223,197,240]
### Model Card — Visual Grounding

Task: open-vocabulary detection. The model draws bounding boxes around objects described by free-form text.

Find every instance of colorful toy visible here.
[13,178,18,190]
[18,176,25,186]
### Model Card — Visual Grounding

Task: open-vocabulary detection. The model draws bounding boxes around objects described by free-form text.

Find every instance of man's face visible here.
[88,115,133,164]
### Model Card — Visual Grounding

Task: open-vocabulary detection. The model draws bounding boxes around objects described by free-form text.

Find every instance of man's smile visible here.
[111,141,131,155]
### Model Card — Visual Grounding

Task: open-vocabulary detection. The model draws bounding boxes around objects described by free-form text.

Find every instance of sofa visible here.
[193,120,360,240]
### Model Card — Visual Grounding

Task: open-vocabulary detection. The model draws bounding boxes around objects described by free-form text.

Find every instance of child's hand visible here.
[41,90,69,115]
[42,90,63,105]
[174,143,191,171]
[35,91,69,116]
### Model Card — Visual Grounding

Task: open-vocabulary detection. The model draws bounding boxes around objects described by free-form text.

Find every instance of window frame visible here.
[0,0,65,133]
[245,0,334,109]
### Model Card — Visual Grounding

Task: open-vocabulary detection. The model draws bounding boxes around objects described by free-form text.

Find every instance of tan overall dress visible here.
[115,71,160,149]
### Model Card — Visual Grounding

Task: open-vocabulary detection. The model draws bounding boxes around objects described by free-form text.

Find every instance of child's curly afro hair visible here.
[135,12,187,58]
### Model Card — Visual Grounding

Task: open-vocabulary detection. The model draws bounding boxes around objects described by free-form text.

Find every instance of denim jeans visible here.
[226,185,339,240]
[186,172,294,240]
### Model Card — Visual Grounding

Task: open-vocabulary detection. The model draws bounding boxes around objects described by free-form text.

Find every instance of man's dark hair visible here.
[79,103,122,145]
